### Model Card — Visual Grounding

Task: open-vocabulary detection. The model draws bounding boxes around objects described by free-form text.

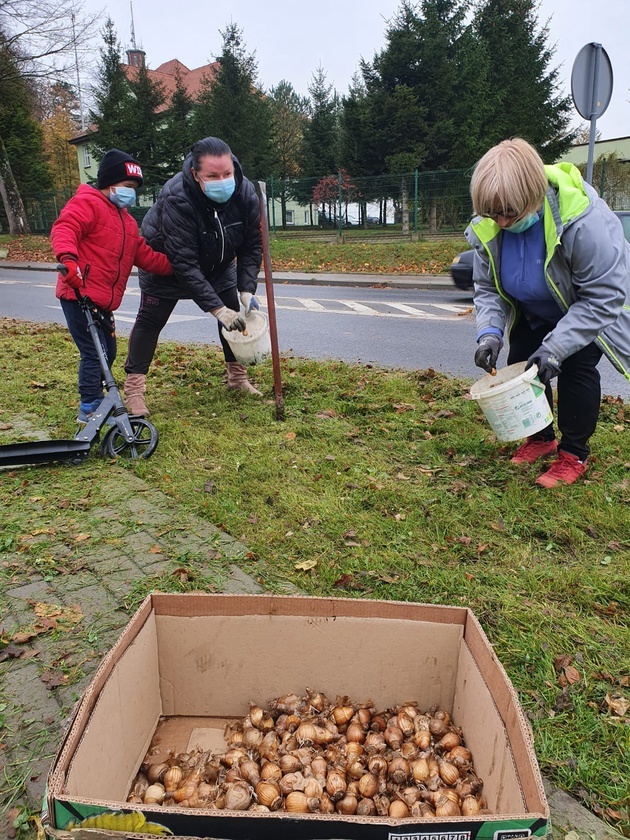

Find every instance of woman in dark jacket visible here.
[123,137,263,415]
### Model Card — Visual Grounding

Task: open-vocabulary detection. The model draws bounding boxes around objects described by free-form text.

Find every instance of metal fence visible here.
[265,169,473,237]
[1,170,474,237]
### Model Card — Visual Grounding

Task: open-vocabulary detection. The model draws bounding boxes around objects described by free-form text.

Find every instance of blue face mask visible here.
[109,186,136,209]
[504,211,541,234]
[203,176,236,203]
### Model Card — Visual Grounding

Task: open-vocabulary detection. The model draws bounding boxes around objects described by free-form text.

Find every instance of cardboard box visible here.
[45,594,549,839]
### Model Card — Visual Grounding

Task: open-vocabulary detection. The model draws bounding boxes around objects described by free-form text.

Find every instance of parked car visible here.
[450,209,630,291]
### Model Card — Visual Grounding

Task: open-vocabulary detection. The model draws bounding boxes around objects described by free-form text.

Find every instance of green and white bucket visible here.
[470,361,553,442]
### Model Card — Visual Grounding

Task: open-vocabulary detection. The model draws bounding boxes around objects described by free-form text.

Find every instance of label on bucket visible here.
[473,368,553,442]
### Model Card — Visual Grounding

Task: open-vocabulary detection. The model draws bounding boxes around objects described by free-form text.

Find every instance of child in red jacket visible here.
[52,149,172,421]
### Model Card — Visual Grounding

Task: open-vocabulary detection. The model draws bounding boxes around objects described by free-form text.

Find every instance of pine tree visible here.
[161,66,195,179]
[125,61,166,186]
[89,19,136,162]
[473,0,574,160]
[192,23,272,181]
[300,66,340,178]
[359,0,489,175]
[0,40,53,198]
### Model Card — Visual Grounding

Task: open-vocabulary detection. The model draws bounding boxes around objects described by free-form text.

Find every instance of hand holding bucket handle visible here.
[211,305,247,332]
[526,346,561,385]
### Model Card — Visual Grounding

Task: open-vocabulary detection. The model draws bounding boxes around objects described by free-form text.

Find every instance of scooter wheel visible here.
[100,418,159,460]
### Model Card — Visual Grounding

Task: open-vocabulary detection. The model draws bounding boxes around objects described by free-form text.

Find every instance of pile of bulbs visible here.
[128,688,487,818]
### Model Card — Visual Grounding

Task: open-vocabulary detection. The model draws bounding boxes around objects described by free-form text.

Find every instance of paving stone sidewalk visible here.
[0,470,623,839]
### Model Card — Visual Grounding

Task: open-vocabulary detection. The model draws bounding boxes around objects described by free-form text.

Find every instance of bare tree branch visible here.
[0,0,101,83]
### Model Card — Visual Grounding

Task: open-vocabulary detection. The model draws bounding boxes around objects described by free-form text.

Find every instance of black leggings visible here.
[125,287,240,374]
[507,317,603,460]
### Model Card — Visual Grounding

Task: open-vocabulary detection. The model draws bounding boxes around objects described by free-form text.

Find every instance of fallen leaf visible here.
[171,567,190,583]
[33,603,82,626]
[593,601,618,616]
[396,472,410,481]
[315,409,337,419]
[295,559,317,571]
[392,403,415,413]
[148,545,162,554]
[563,665,581,685]
[0,643,25,661]
[40,669,68,690]
[344,541,362,547]
[29,381,47,388]
[333,574,355,588]
[73,533,91,542]
[553,654,573,673]
[203,481,216,493]
[248,515,259,524]
[285,432,296,440]
[10,631,38,644]
[605,693,630,717]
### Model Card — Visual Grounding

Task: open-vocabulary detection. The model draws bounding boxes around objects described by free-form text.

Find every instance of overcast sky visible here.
[85,0,629,140]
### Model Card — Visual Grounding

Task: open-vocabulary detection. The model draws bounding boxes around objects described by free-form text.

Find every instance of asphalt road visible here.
[2,267,629,400]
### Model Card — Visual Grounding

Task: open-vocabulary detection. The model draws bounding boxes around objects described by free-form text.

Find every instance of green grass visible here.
[1,319,629,836]
[0,233,466,275]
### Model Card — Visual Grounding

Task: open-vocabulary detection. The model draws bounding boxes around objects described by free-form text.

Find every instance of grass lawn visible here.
[0,318,628,836]
[0,233,466,275]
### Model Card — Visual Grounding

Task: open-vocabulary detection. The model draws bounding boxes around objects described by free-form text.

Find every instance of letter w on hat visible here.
[125,162,143,179]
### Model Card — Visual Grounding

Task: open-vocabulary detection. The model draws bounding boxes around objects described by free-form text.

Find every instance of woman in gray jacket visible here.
[467,138,630,488]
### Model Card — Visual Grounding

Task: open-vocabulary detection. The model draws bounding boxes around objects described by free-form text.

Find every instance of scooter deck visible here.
[0,439,91,467]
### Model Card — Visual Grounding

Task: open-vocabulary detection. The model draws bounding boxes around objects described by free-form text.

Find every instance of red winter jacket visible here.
[52,184,172,312]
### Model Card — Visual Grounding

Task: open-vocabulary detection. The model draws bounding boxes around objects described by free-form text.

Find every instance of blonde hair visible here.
[470,138,548,218]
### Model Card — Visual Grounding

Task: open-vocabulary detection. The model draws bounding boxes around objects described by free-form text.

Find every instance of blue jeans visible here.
[60,298,117,404]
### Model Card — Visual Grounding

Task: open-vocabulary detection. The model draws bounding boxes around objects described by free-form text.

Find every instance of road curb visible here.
[0,260,456,291]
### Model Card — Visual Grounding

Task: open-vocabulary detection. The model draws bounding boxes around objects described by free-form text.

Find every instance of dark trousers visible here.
[507,317,602,460]
[60,298,116,404]
[124,287,240,374]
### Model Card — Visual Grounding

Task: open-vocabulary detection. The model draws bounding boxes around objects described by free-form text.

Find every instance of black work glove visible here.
[474,334,503,373]
[526,346,561,385]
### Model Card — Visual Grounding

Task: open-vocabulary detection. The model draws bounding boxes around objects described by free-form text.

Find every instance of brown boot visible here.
[226,362,262,396]
[124,373,150,416]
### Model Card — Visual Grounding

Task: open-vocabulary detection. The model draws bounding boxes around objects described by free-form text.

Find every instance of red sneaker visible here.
[535,450,588,488]
[511,437,558,465]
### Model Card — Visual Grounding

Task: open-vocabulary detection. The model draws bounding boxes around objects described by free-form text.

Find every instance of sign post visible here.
[571,43,613,184]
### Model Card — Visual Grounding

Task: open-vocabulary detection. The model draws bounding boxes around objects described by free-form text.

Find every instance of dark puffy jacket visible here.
[52,184,171,312]
[138,153,262,312]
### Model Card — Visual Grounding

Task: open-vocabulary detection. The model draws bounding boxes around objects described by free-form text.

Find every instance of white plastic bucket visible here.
[470,361,553,442]
[221,310,271,365]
